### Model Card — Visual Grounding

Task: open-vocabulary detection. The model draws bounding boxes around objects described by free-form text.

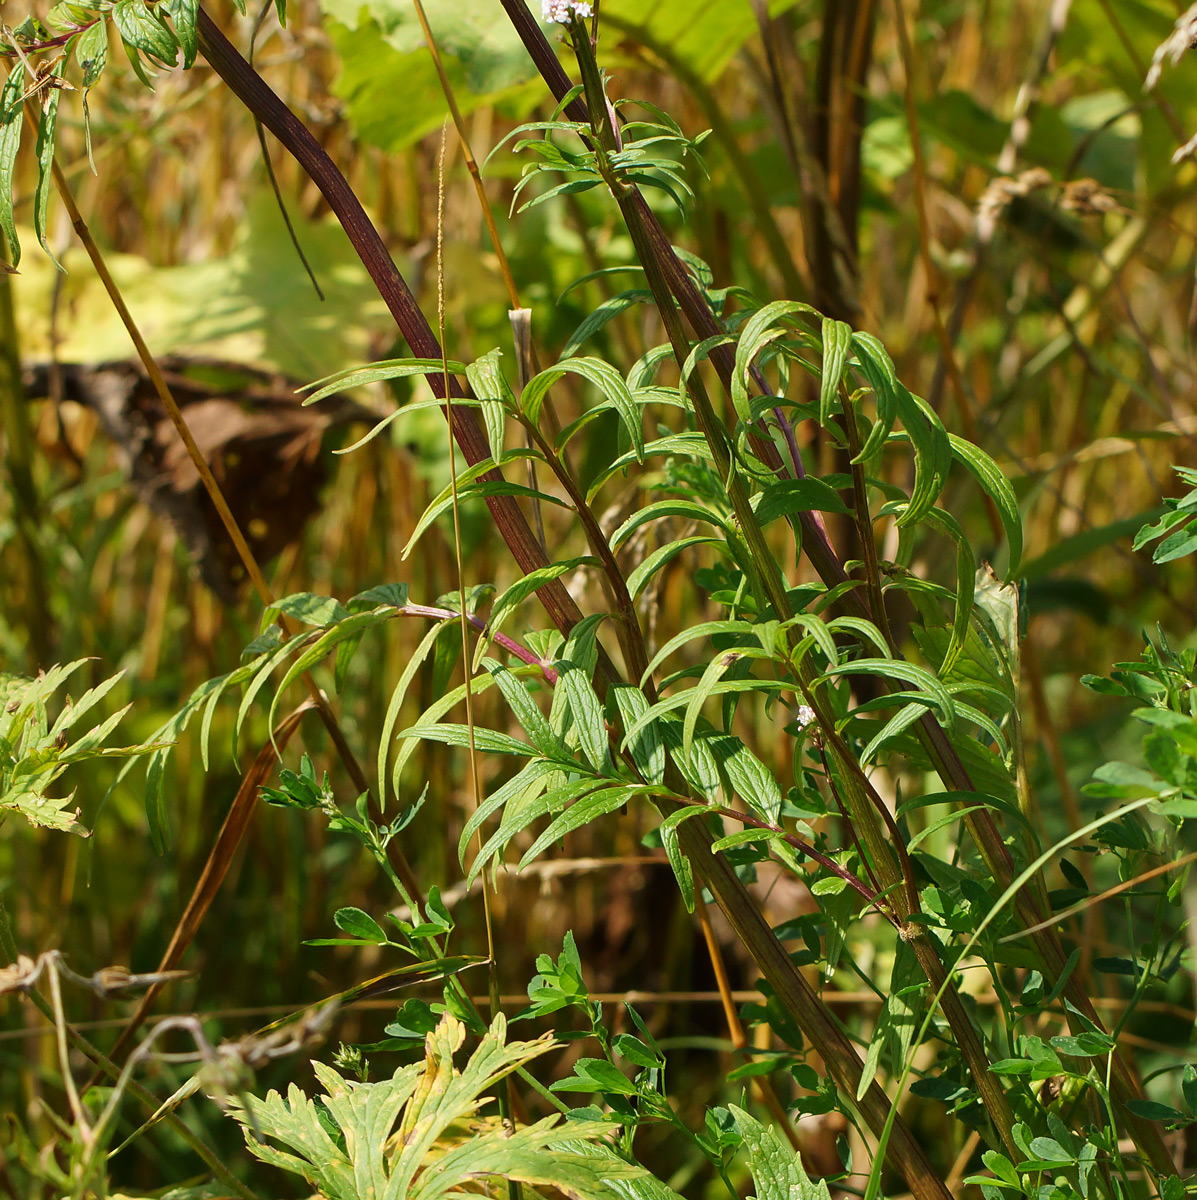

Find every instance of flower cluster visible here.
[542,0,592,24]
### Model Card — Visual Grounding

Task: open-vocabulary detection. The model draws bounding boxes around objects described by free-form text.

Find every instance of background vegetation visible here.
[1,0,1197,1197]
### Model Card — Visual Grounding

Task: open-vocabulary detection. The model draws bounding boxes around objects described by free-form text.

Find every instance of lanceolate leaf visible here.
[851,332,900,462]
[518,784,661,869]
[627,536,723,601]
[0,68,25,266]
[522,357,644,460]
[610,683,665,784]
[32,66,64,270]
[892,386,951,528]
[948,432,1023,576]
[457,759,558,870]
[818,659,956,731]
[483,659,570,762]
[466,348,516,460]
[819,317,853,426]
[732,300,818,425]
[561,289,654,359]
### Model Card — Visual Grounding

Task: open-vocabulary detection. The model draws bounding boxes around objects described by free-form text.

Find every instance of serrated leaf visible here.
[730,1104,832,1200]
[610,684,665,785]
[112,0,178,65]
[230,1012,641,1200]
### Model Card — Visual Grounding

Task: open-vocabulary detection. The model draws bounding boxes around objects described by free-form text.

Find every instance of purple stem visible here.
[399,603,558,683]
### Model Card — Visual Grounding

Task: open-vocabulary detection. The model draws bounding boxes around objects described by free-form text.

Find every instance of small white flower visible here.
[543,0,592,25]
[795,705,816,730]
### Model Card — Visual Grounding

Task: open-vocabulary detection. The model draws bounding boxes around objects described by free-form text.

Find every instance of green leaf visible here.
[405,457,569,560]
[76,20,109,88]
[892,386,951,527]
[333,906,388,943]
[627,536,722,601]
[716,736,783,825]
[0,68,25,266]
[561,290,654,359]
[819,658,956,732]
[112,0,178,65]
[819,318,853,426]
[230,1012,643,1200]
[610,684,665,785]
[751,478,851,526]
[611,499,730,551]
[468,775,599,885]
[730,1104,832,1200]
[1125,1099,1187,1122]
[483,659,570,762]
[556,615,611,773]
[518,785,659,869]
[522,357,644,461]
[732,300,818,426]
[163,0,197,66]
[947,433,1023,576]
[850,332,900,462]
[395,723,535,757]
[458,759,556,870]
[484,557,599,648]
[465,348,515,459]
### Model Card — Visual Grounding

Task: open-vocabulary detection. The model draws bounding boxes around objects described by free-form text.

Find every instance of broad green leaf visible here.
[714,735,783,824]
[113,0,178,64]
[164,0,197,66]
[730,1104,833,1200]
